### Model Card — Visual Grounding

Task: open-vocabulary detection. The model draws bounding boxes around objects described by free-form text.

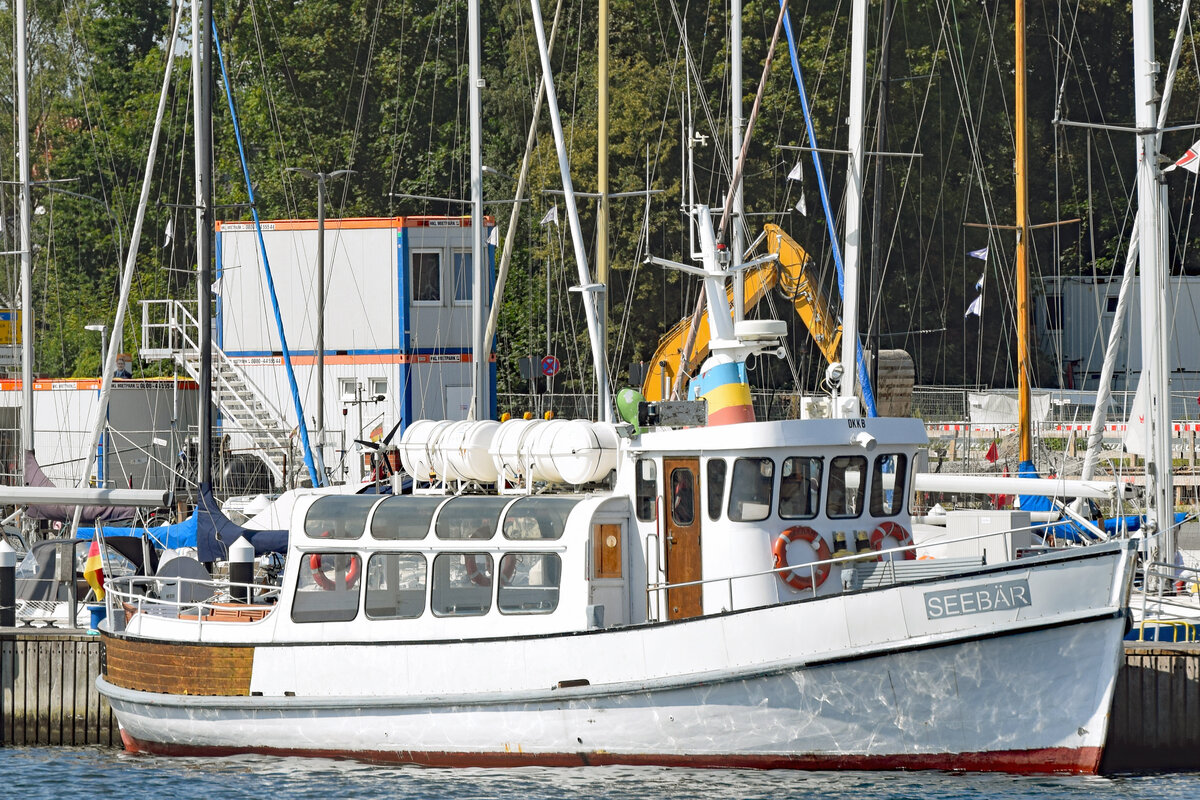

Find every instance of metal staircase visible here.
[140,299,292,486]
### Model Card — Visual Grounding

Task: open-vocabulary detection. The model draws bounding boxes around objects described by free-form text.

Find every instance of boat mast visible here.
[730,0,745,323]
[1131,0,1174,559]
[194,0,214,489]
[839,0,867,413]
[468,0,489,421]
[17,0,33,461]
[868,0,892,392]
[597,0,609,378]
[1014,0,1032,463]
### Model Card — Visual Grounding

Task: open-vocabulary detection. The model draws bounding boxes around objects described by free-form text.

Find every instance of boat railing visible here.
[644,522,1072,621]
[103,573,281,631]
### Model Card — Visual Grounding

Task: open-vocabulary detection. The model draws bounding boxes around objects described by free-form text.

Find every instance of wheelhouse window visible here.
[706,458,726,520]
[869,454,908,517]
[412,251,441,303]
[432,553,493,617]
[435,496,511,540]
[370,496,443,540]
[728,457,774,522]
[635,459,657,522]
[670,468,695,525]
[292,552,362,623]
[779,456,822,520]
[452,251,472,303]
[303,495,375,539]
[503,496,578,540]
[365,553,427,619]
[498,553,561,614]
[827,455,868,519]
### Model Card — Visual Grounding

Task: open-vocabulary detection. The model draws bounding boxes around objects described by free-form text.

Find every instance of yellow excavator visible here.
[639,224,914,415]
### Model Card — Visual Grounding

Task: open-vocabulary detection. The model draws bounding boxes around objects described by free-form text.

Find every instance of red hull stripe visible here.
[120,731,1101,775]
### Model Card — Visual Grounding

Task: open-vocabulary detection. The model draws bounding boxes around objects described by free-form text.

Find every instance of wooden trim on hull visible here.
[103,635,254,696]
[119,730,1103,775]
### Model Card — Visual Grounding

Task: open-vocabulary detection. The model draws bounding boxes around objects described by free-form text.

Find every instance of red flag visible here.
[984,441,999,464]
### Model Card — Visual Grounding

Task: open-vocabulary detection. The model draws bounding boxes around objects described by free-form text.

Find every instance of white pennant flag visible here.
[964,294,983,318]
[795,195,807,216]
[487,226,498,246]
[787,162,804,182]
[968,246,988,261]
[163,217,174,248]
[539,204,559,226]
[975,273,985,291]
[1164,139,1200,173]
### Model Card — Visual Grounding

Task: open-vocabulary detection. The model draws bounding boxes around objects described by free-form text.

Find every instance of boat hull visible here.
[101,613,1125,774]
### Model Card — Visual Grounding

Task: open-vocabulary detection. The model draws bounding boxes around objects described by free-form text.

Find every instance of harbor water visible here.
[2,747,1199,799]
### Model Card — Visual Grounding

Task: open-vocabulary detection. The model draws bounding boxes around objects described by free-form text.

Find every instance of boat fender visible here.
[463,554,518,586]
[869,521,917,560]
[771,526,831,591]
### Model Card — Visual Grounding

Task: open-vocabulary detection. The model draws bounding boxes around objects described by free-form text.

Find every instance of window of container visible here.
[303,495,376,539]
[292,552,362,623]
[706,459,726,520]
[827,455,868,519]
[635,459,657,522]
[452,251,472,304]
[370,496,443,540]
[869,454,908,517]
[431,553,493,616]
[497,553,561,614]
[364,553,427,619]
[434,496,511,540]
[779,456,822,520]
[503,496,579,540]
[728,457,774,522]
[412,251,441,303]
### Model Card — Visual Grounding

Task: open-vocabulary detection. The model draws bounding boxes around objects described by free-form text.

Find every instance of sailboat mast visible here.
[839,0,867,411]
[868,0,891,392]
[469,0,489,421]
[597,0,609,383]
[1014,0,1032,463]
[730,0,745,322]
[1132,0,1174,557]
[17,0,33,459]
[194,0,214,488]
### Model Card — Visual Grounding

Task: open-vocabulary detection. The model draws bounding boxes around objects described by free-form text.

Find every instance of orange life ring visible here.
[771,526,832,591]
[308,553,360,590]
[463,553,517,586]
[870,521,917,560]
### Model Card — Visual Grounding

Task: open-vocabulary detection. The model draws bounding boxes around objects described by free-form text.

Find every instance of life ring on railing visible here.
[870,521,917,560]
[463,554,517,586]
[308,553,360,590]
[771,526,832,591]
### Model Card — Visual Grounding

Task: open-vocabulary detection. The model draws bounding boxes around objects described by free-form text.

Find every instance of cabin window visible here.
[364,553,427,619]
[292,552,362,623]
[706,459,726,520]
[435,496,511,540]
[635,459,657,522]
[779,456,822,520]
[670,468,696,525]
[370,496,442,540]
[728,457,774,522]
[303,495,375,539]
[503,496,578,540]
[431,553,493,616]
[870,454,908,517]
[412,251,441,303]
[452,251,472,303]
[827,455,868,519]
[498,553,561,614]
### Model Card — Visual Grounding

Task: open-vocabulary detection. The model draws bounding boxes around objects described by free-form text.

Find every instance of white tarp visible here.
[967,392,1052,424]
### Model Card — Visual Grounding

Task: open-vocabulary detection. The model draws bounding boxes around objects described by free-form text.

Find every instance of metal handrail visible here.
[105,574,280,634]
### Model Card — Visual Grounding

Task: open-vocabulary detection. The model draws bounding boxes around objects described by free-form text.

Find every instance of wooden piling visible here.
[1102,642,1200,772]
[0,628,118,746]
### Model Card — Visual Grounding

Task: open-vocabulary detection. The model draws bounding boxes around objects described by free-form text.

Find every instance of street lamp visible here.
[285,167,354,467]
